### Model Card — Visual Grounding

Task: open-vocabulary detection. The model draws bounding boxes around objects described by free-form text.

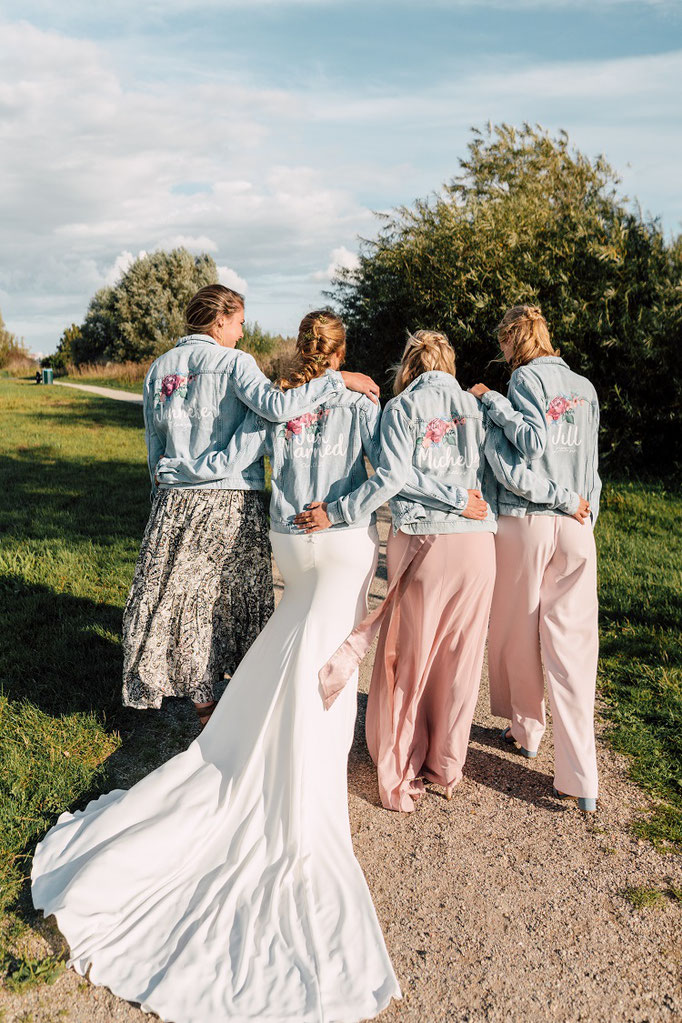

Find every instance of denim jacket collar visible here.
[175,333,219,348]
[523,356,569,369]
[402,371,464,395]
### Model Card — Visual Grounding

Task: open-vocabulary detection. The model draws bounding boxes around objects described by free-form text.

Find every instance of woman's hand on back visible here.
[572,496,590,525]
[294,502,331,533]
[468,383,491,398]
[340,372,380,404]
[461,489,488,520]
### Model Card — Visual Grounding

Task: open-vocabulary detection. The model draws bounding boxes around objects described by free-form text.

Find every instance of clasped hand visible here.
[294,502,330,533]
[295,489,489,533]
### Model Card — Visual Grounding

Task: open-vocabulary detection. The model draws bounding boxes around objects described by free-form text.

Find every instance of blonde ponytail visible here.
[392,329,456,396]
[497,305,559,369]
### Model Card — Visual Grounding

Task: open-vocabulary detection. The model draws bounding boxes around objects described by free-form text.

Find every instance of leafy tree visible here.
[241,322,284,358]
[331,123,681,469]
[46,323,82,375]
[76,288,117,365]
[74,248,218,365]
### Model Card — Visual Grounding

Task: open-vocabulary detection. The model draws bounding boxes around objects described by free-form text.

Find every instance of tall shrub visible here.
[76,249,218,364]
[332,124,681,470]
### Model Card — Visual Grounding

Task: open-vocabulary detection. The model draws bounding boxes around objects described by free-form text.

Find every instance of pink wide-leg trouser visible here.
[366,530,496,812]
[488,515,599,799]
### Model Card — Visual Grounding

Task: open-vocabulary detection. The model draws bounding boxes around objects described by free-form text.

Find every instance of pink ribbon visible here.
[318,533,436,709]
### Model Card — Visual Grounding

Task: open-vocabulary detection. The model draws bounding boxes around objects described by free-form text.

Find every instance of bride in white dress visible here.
[31,311,401,1023]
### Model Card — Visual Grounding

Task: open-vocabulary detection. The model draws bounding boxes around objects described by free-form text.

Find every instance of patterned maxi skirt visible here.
[122,488,274,709]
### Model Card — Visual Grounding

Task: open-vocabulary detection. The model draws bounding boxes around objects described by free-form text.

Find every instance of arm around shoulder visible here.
[230,352,343,422]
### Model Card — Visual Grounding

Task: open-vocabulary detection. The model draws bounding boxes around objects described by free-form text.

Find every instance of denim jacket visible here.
[156,373,468,533]
[144,334,343,496]
[326,371,498,535]
[480,356,601,522]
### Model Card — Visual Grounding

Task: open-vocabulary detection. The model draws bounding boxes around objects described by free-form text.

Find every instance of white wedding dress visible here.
[32,525,400,1023]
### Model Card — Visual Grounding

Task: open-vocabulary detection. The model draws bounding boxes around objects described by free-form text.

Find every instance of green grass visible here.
[621,886,666,910]
[1,951,65,994]
[60,375,144,394]
[621,885,682,910]
[0,379,149,912]
[596,478,682,850]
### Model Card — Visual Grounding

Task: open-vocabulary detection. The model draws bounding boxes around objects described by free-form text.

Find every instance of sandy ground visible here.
[2,506,680,1023]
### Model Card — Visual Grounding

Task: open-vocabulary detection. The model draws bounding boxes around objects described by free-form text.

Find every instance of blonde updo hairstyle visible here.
[393,329,456,396]
[497,305,559,370]
[185,284,244,335]
[279,310,346,391]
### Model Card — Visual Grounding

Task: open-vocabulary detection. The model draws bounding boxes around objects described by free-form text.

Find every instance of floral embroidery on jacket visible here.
[545,394,585,424]
[418,415,466,449]
[279,409,330,441]
[154,373,195,409]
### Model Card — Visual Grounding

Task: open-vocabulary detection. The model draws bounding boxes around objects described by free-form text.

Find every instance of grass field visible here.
[0,376,680,938]
[61,375,145,394]
[596,479,682,847]
[60,360,149,394]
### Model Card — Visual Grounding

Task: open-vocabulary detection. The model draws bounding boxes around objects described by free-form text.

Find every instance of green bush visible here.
[332,123,682,471]
[43,323,81,376]
[74,248,218,365]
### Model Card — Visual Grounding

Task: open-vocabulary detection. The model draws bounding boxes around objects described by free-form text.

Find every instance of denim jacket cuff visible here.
[454,486,468,512]
[326,500,345,526]
[325,369,344,389]
[564,491,580,515]
[480,389,505,409]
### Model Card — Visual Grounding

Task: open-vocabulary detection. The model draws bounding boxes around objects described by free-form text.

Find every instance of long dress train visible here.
[31,524,401,1023]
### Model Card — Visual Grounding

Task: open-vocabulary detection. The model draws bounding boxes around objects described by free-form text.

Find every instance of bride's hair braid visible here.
[278,310,346,391]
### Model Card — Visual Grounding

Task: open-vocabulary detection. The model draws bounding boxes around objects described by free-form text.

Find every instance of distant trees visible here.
[48,323,82,375]
[331,123,682,470]
[73,248,219,366]
[0,310,32,369]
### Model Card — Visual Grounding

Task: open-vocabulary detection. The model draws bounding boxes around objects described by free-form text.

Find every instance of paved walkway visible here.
[54,380,142,403]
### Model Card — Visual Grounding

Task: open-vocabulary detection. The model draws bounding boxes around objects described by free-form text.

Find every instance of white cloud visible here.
[312,246,360,281]
[104,250,137,286]
[156,234,218,253]
[0,16,680,352]
[217,266,248,293]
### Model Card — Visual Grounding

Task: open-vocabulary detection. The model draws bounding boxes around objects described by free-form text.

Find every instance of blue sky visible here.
[1,0,681,356]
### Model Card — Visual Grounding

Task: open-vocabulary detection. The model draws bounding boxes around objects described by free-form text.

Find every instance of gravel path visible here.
[3,508,680,1022]
[53,381,143,402]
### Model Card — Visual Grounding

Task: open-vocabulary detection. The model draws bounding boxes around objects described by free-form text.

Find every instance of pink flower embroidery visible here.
[283,409,329,440]
[285,418,304,437]
[545,394,585,423]
[421,416,466,449]
[161,374,181,397]
[546,396,569,421]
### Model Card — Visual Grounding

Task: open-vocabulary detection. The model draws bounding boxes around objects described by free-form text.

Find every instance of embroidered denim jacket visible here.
[156,377,468,534]
[480,356,601,522]
[144,334,343,496]
[325,372,498,535]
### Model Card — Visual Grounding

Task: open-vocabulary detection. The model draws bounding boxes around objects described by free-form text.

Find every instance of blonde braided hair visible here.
[497,305,559,370]
[392,329,456,396]
[278,310,346,390]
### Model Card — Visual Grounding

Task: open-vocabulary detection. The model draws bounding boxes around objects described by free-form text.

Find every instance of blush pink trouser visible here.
[488,515,599,799]
[365,530,496,812]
